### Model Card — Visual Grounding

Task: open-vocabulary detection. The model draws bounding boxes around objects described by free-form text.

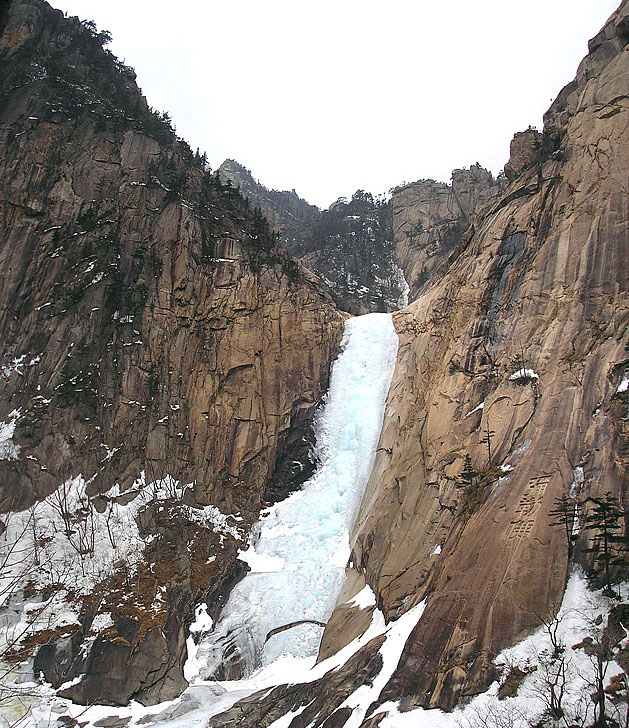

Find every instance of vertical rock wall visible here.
[331,0,629,711]
[0,0,344,705]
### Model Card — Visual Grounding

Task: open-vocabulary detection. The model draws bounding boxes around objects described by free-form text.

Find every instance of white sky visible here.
[50,1,619,208]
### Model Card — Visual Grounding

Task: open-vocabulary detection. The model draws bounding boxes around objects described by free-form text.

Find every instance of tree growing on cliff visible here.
[480,420,495,466]
[549,494,578,560]
[460,454,478,490]
[582,493,627,595]
[457,454,485,517]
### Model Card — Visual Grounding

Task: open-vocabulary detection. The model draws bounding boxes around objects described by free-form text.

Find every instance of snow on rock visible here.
[617,370,629,393]
[0,472,243,677]
[339,601,426,728]
[569,466,585,500]
[392,263,410,309]
[190,313,399,679]
[1,354,26,378]
[377,571,629,728]
[508,368,539,382]
[0,409,21,460]
[89,613,114,634]
[464,401,484,418]
[347,584,377,610]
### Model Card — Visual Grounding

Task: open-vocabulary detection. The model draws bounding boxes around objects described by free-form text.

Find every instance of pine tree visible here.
[459,454,478,489]
[458,454,482,515]
[549,494,578,560]
[479,420,495,466]
[582,492,627,593]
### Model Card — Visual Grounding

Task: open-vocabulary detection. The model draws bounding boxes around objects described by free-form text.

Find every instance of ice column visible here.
[190,313,398,681]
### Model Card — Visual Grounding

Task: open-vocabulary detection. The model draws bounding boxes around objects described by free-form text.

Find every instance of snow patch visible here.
[508,368,539,382]
[1,355,26,378]
[340,601,426,728]
[0,409,21,460]
[347,585,377,610]
[464,401,484,418]
[89,612,114,634]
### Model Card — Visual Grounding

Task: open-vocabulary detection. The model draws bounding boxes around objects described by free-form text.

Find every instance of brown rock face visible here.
[344,0,629,712]
[392,164,506,301]
[0,0,343,706]
[503,128,544,181]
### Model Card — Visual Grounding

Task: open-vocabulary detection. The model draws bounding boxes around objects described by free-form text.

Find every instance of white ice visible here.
[190,313,399,680]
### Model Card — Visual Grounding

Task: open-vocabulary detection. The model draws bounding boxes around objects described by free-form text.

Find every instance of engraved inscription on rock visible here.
[508,475,551,539]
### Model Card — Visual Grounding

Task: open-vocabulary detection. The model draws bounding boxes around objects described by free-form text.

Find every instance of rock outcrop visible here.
[211,1,629,723]
[392,164,507,301]
[0,0,344,706]
[218,159,321,243]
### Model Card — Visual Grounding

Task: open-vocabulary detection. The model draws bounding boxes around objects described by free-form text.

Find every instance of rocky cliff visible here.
[218,161,408,315]
[0,0,344,707]
[324,0,629,713]
[392,164,507,302]
[218,159,320,243]
[209,1,629,724]
[2,0,628,724]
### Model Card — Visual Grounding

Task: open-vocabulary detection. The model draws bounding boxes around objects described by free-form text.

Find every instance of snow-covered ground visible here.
[8,570,627,728]
[0,474,243,727]
[188,312,399,679]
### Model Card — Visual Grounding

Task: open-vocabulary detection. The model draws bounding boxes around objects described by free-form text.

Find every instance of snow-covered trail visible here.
[187,312,399,681]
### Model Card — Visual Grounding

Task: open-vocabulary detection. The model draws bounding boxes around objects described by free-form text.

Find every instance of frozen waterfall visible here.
[187,313,398,682]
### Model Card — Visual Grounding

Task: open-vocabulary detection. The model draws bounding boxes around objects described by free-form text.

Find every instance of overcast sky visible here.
[51,1,619,208]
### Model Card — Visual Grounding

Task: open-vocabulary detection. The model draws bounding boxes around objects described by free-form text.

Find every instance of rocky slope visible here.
[218,161,408,315]
[0,0,344,707]
[220,158,508,316]
[210,1,629,724]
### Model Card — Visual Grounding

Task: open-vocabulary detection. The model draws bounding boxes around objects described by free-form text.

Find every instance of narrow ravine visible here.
[186,313,399,682]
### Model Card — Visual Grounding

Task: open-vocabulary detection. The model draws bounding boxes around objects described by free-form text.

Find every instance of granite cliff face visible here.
[325,0,629,712]
[392,164,507,302]
[0,0,344,706]
[209,2,629,724]
[1,0,628,724]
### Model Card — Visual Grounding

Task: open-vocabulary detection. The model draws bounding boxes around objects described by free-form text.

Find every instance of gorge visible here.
[1,1,628,727]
